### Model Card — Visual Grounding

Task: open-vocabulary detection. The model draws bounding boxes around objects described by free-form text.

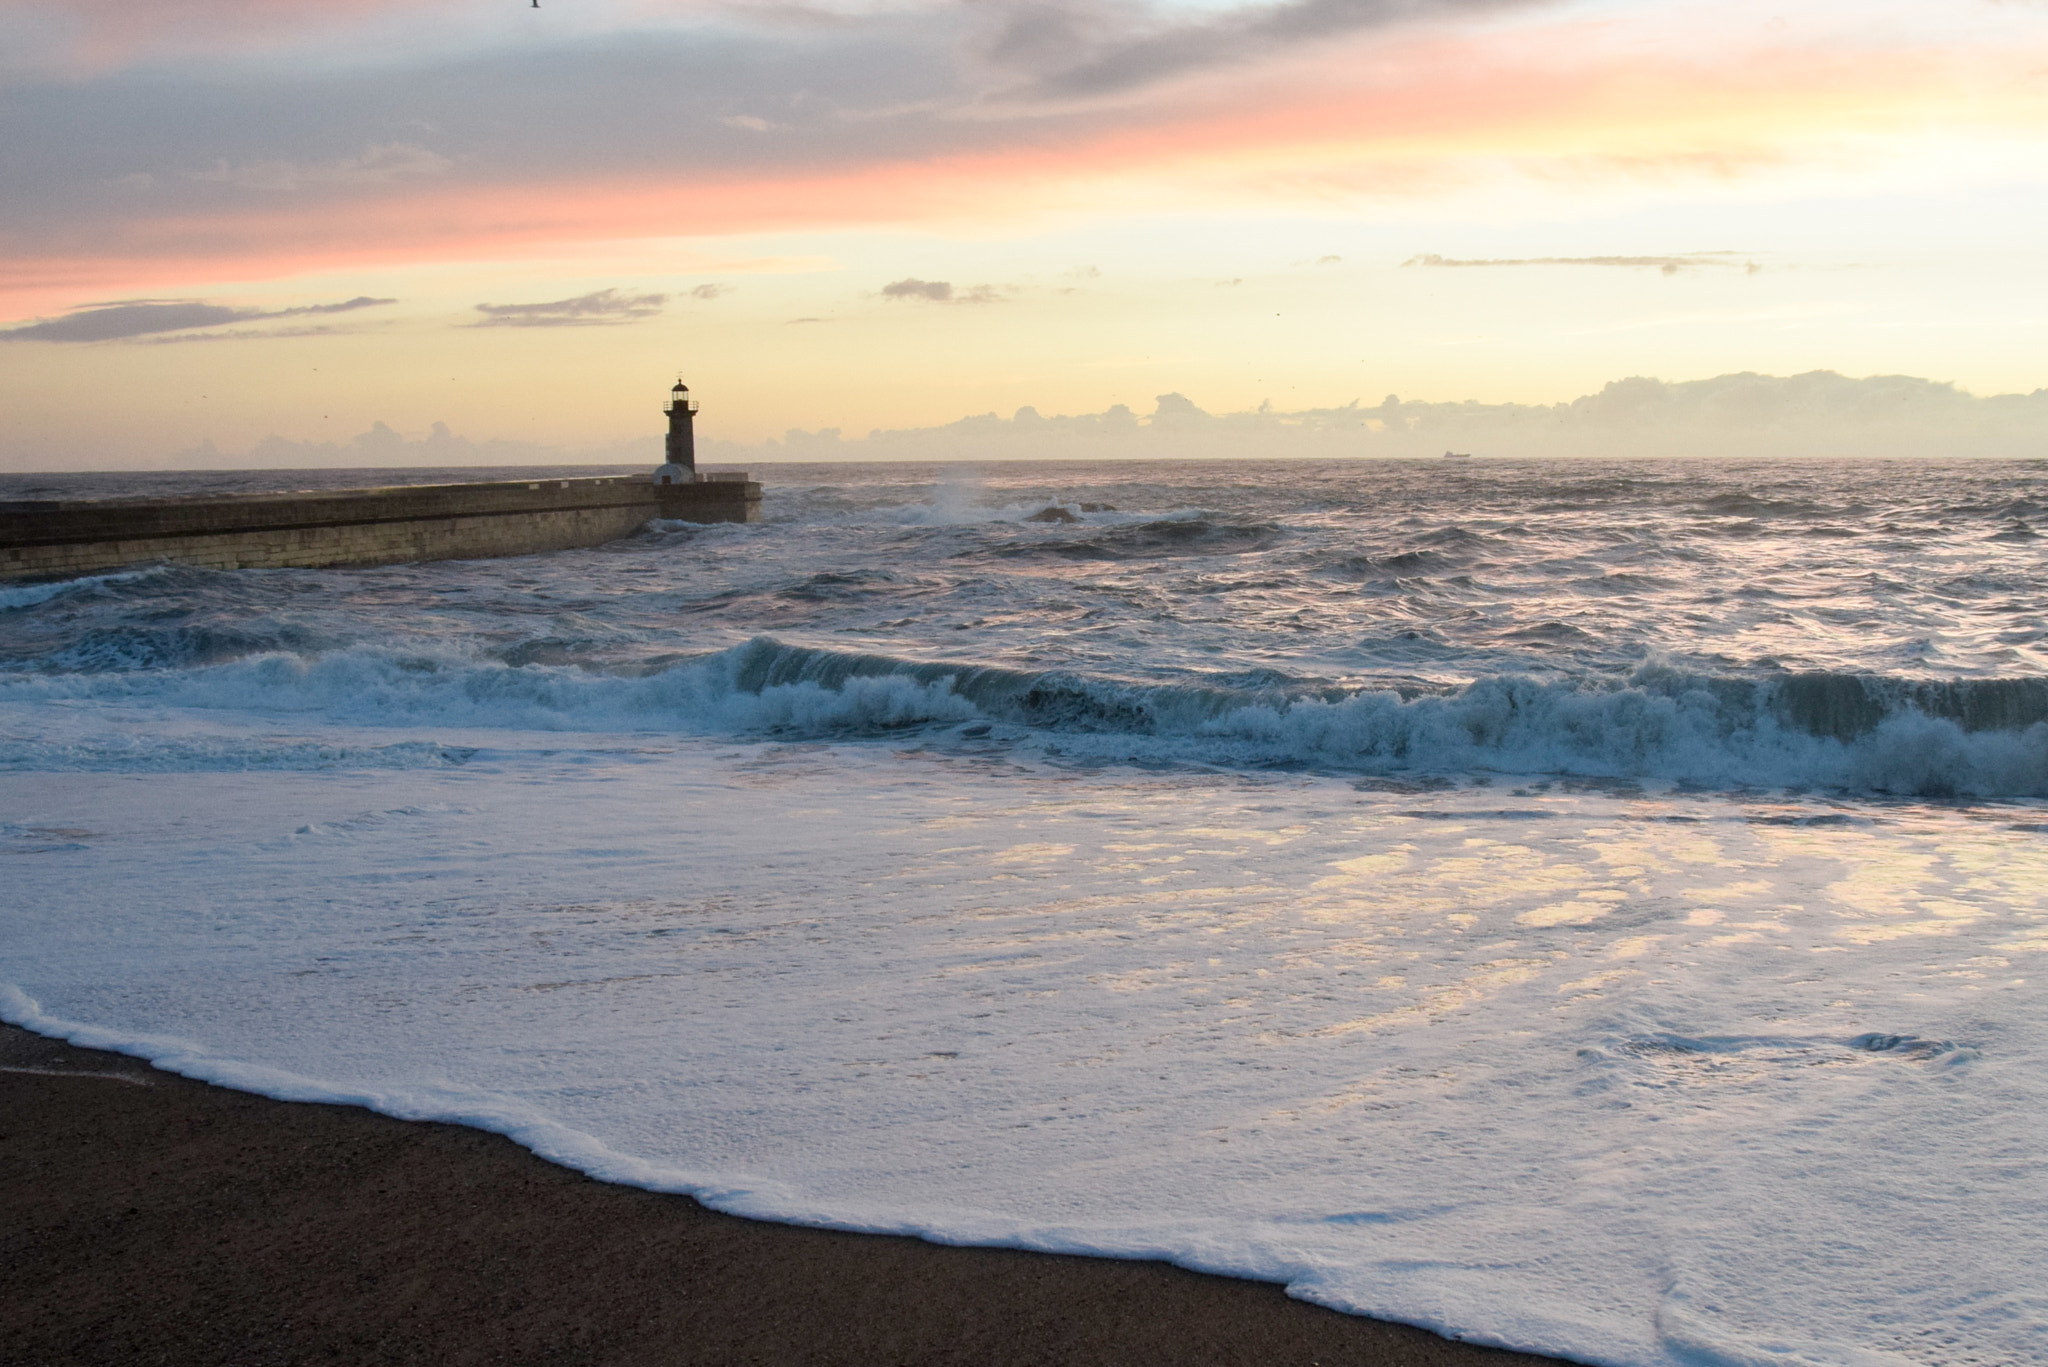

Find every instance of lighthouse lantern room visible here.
[657,378,699,485]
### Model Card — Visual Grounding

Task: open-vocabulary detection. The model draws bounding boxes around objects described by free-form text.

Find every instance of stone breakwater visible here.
[0,475,762,580]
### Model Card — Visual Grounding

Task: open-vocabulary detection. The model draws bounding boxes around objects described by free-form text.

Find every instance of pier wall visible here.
[0,476,761,581]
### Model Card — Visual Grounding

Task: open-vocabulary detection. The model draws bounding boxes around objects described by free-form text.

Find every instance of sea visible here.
[4,457,2045,1367]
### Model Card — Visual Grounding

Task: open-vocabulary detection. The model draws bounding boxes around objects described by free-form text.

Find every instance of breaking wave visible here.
[6,635,2046,796]
[0,568,165,613]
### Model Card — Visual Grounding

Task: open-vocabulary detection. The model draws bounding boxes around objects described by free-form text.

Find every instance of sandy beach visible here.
[1,1022,1566,1367]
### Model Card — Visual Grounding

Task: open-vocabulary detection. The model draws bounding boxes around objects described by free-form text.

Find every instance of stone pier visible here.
[0,475,762,581]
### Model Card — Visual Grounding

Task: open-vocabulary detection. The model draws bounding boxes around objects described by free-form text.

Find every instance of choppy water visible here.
[5,458,2046,1366]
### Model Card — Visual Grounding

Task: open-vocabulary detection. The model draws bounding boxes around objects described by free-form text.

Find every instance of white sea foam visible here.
[4,741,2044,1367]
[4,639,2046,795]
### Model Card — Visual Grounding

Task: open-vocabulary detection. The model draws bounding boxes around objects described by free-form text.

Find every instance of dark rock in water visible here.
[1078,503,1116,513]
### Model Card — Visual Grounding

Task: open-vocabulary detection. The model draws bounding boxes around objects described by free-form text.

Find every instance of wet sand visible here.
[1,1022,1570,1366]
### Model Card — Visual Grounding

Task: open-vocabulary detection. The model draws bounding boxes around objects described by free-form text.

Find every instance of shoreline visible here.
[1,1021,1570,1367]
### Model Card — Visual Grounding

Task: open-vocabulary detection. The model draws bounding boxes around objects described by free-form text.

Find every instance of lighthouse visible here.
[656,378,698,485]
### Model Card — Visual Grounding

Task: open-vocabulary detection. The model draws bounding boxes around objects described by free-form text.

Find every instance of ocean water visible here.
[4,457,2045,1366]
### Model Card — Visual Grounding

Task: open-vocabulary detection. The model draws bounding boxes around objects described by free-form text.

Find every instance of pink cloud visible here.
[5,0,427,70]
[2,7,2041,313]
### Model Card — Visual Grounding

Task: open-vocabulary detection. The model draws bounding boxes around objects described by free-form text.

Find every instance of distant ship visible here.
[1442,450,1474,459]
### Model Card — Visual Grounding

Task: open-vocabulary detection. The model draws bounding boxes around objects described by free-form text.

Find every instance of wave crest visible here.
[6,636,2048,795]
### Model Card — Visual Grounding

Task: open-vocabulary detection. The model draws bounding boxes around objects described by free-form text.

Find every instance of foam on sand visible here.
[5,736,2044,1367]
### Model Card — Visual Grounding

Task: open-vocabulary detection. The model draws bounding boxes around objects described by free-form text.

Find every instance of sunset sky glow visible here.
[4,0,2047,465]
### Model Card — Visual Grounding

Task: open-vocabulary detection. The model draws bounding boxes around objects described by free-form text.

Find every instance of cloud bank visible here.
[4,0,2029,298]
[55,372,2048,471]
[165,420,654,471]
[718,372,2048,463]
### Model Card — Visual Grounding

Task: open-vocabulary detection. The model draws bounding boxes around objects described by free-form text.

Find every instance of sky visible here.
[3,0,2047,467]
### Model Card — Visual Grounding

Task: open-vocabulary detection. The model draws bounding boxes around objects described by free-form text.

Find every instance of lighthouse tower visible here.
[656,378,698,485]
